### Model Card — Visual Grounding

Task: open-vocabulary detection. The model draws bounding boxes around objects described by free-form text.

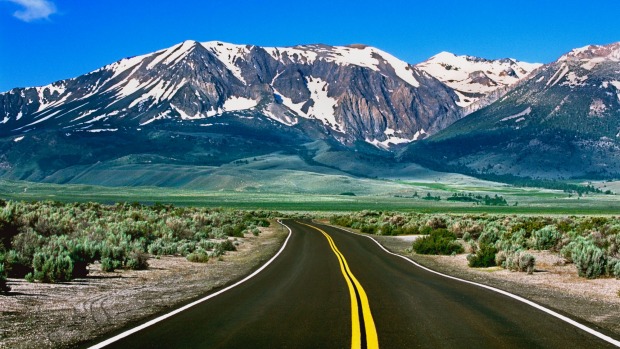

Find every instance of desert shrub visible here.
[427,217,447,229]
[562,236,606,278]
[503,251,536,274]
[360,224,378,234]
[255,219,270,227]
[29,251,74,283]
[412,229,463,255]
[212,239,236,257]
[531,225,562,250]
[606,258,620,278]
[0,258,10,293]
[495,250,507,267]
[125,251,149,270]
[198,239,216,251]
[176,241,195,256]
[251,228,260,236]
[100,257,122,272]
[186,248,210,263]
[478,224,502,246]
[148,238,178,256]
[467,243,497,268]
[495,229,528,252]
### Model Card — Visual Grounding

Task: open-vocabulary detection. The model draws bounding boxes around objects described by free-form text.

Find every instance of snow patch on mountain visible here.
[86,128,118,133]
[589,99,607,116]
[547,63,569,87]
[140,110,172,126]
[35,83,71,112]
[223,96,257,112]
[170,104,203,120]
[305,77,342,131]
[561,72,588,87]
[501,107,532,122]
[609,81,620,102]
[366,128,426,149]
[417,51,541,107]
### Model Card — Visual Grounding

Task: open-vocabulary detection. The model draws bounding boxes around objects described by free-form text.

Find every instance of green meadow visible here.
[1,177,619,214]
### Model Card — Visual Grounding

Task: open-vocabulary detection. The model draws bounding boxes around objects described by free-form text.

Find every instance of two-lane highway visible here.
[90,220,620,348]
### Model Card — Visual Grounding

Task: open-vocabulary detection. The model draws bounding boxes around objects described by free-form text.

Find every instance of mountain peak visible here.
[559,42,620,62]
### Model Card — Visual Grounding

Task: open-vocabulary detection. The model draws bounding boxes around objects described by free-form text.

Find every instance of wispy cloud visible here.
[6,0,57,22]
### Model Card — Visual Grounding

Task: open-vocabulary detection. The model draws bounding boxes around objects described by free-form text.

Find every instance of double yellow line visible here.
[299,222,379,349]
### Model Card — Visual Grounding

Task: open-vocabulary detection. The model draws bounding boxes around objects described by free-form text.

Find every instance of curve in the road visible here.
[299,222,379,349]
[326,222,620,348]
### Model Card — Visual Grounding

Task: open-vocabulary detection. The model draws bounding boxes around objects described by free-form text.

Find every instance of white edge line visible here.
[88,220,293,349]
[323,222,620,348]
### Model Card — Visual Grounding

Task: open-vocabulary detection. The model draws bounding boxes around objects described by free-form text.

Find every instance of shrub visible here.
[467,243,497,268]
[503,251,536,274]
[532,225,562,250]
[30,251,74,283]
[0,262,10,293]
[100,257,122,272]
[186,249,210,263]
[212,239,237,257]
[125,251,149,270]
[563,236,606,279]
[148,238,178,256]
[606,258,620,278]
[495,250,507,267]
[412,229,463,255]
[360,224,377,234]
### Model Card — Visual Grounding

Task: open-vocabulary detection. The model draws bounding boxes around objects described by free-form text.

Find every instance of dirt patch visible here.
[373,234,620,336]
[0,223,289,349]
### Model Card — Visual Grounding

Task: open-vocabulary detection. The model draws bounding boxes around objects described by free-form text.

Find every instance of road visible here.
[91,220,619,348]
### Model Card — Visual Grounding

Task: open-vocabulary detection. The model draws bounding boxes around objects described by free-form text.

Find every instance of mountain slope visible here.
[416,52,541,112]
[403,42,620,180]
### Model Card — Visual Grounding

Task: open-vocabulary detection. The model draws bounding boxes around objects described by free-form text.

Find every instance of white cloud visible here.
[7,0,57,22]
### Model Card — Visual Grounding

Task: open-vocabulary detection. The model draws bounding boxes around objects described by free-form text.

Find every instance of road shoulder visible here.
[371,233,620,337]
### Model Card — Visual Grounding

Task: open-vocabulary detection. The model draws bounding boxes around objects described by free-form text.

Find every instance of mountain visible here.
[0,40,463,148]
[0,40,465,185]
[416,52,541,112]
[402,42,620,180]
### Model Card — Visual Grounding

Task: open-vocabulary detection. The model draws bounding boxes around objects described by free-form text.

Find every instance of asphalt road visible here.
[92,220,619,348]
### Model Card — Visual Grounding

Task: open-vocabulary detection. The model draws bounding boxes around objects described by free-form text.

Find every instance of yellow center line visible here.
[299,222,379,349]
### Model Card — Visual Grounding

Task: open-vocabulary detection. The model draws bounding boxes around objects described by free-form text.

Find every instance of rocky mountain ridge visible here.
[0,40,469,149]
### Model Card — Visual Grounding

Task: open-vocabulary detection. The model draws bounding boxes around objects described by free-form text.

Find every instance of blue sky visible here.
[1,0,619,92]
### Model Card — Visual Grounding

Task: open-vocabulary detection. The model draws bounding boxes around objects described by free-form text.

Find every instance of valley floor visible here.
[0,224,288,349]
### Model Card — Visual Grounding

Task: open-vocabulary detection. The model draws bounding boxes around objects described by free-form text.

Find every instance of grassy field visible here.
[1,178,619,214]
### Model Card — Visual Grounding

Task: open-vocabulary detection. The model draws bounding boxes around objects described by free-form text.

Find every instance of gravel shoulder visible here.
[372,234,620,337]
[0,223,289,349]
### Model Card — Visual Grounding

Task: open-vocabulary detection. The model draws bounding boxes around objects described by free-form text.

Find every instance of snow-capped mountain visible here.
[404,42,620,179]
[416,52,541,112]
[0,40,463,149]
